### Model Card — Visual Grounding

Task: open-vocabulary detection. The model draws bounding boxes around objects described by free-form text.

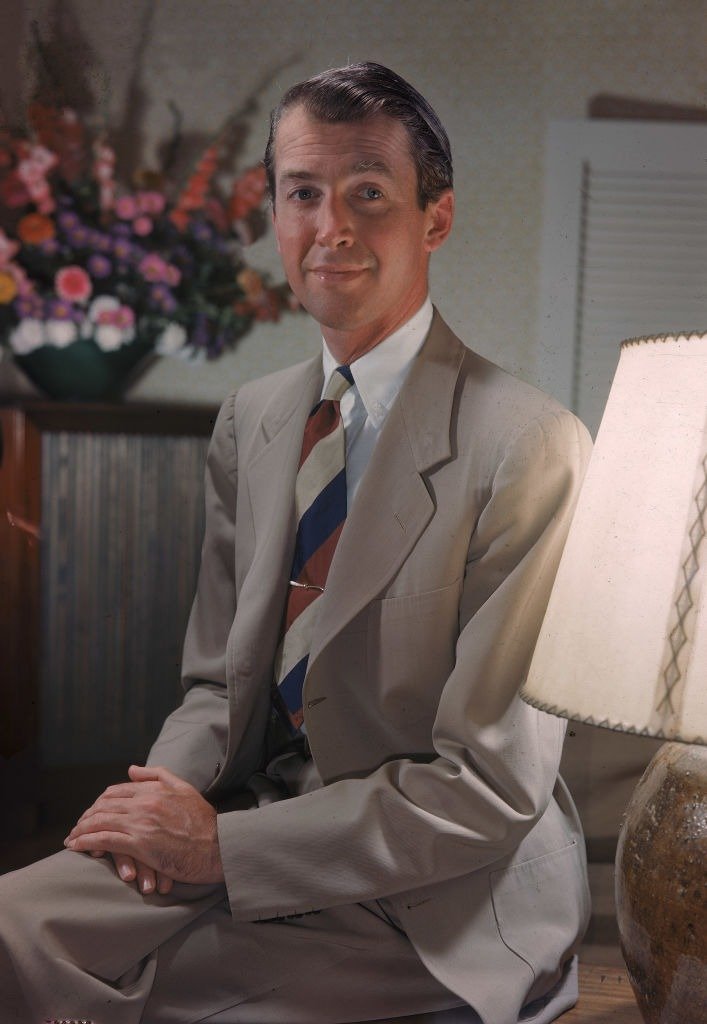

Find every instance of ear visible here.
[424,190,455,253]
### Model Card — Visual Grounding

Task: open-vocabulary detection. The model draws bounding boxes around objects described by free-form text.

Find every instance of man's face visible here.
[272,105,453,361]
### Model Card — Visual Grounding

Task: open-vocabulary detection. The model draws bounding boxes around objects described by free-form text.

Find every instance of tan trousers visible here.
[0,848,467,1024]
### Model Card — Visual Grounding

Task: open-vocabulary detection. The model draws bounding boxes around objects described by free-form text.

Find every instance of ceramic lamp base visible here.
[615,741,706,1022]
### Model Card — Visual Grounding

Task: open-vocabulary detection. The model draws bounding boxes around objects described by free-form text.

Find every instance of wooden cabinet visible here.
[0,402,216,830]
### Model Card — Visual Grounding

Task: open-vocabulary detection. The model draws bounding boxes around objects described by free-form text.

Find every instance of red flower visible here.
[0,173,30,208]
[229,165,267,221]
[55,265,92,304]
[17,212,56,245]
[174,144,220,215]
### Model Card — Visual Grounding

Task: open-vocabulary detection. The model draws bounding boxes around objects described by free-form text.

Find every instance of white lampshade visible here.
[522,332,707,744]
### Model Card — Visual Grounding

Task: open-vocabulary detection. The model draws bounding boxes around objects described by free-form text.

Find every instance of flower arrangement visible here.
[0,99,294,396]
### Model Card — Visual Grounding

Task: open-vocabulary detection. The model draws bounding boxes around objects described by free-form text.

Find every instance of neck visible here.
[321,297,428,365]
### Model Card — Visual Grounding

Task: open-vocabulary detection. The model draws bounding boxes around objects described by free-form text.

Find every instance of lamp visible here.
[521,332,707,1024]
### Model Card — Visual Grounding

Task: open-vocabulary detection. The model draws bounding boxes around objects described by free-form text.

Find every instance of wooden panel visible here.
[0,407,42,758]
[20,400,216,437]
[0,402,218,769]
[38,427,210,763]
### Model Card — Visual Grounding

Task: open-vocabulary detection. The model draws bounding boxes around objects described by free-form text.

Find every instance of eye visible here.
[288,187,316,202]
[359,186,384,200]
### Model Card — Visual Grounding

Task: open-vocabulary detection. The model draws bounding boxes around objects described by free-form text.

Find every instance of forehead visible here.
[273,105,416,182]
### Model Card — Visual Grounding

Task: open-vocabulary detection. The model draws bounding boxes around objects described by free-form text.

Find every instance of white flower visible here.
[155,322,187,356]
[87,295,121,321]
[8,318,45,354]
[94,324,125,351]
[45,319,78,348]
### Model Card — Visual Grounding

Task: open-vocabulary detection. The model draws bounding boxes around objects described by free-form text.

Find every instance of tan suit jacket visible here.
[148,311,593,1024]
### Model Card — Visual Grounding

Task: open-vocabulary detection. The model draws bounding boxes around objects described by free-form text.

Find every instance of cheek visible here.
[274,234,302,275]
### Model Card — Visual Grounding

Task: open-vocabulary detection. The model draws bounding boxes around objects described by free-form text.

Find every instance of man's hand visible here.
[65,765,224,887]
[88,850,175,895]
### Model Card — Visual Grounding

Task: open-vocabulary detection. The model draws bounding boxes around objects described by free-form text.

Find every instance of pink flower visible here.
[138,253,180,286]
[132,215,153,236]
[137,191,165,216]
[55,265,92,304]
[16,146,58,212]
[19,145,57,178]
[93,141,116,212]
[165,264,180,287]
[114,306,135,329]
[0,229,19,266]
[98,181,116,211]
[115,194,139,220]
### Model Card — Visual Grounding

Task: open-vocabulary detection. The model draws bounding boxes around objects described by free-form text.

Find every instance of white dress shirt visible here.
[320,297,433,509]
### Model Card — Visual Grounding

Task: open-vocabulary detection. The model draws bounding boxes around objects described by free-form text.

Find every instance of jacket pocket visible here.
[366,579,462,725]
[490,839,590,980]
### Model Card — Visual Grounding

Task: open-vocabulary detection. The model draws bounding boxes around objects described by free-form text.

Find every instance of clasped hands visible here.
[65,764,225,896]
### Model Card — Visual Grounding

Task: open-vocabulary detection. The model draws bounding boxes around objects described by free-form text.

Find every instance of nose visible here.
[315,193,353,249]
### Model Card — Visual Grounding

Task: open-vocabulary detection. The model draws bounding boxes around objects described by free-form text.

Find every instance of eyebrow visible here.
[351,158,393,176]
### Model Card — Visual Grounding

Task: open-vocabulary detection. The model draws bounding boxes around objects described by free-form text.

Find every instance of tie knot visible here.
[323,365,354,402]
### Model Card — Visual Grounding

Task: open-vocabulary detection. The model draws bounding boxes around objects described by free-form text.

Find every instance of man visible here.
[0,63,592,1024]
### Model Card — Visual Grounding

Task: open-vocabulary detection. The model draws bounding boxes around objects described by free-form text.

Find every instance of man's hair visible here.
[264,62,453,210]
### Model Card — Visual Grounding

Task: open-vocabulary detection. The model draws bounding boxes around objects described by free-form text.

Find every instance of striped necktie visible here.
[274,365,354,730]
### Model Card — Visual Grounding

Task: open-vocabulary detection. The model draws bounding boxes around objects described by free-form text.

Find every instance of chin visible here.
[304,299,368,333]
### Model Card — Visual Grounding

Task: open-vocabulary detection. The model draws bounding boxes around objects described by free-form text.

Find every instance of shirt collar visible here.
[321,297,433,428]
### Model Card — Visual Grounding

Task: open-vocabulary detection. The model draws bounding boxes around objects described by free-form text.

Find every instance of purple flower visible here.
[14,294,44,319]
[112,238,134,261]
[190,312,211,350]
[87,254,112,279]
[209,329,227,358]
[69,226,91,247]
[190,219,215,243]
[149,284,177,314]
[47,297,78,321]
[58,211,80,231]
[38,237,60,256]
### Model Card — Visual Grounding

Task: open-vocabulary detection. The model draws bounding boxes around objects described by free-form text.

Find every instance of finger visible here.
[66,830,142,860]
[135,861,158,895]
[113,853,138,883]
[128,764,162,783]
[128,764,183,788]
[67,811,136,843]
[89,850,106,858]
[156,873,174,895]
[70,802,132,834]
[74,784,140,827]
[96,782,141,800]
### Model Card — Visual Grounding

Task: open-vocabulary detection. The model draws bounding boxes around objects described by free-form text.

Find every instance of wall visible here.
[1,0,705,406]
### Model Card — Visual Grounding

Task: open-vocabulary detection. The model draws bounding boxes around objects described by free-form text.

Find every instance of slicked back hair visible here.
[264,62,453,210]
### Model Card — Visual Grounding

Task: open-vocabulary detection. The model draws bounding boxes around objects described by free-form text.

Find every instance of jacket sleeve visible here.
[145,393,238,793]
[216,407,593,921]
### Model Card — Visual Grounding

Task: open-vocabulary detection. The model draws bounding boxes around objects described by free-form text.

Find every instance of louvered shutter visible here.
[538,121,707,435]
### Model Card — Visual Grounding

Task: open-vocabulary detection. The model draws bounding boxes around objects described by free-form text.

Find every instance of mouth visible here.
[306,265,369,282]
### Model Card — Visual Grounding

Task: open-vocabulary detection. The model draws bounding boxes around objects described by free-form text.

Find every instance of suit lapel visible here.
[245,357,323,599]
[308,312,466,668]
